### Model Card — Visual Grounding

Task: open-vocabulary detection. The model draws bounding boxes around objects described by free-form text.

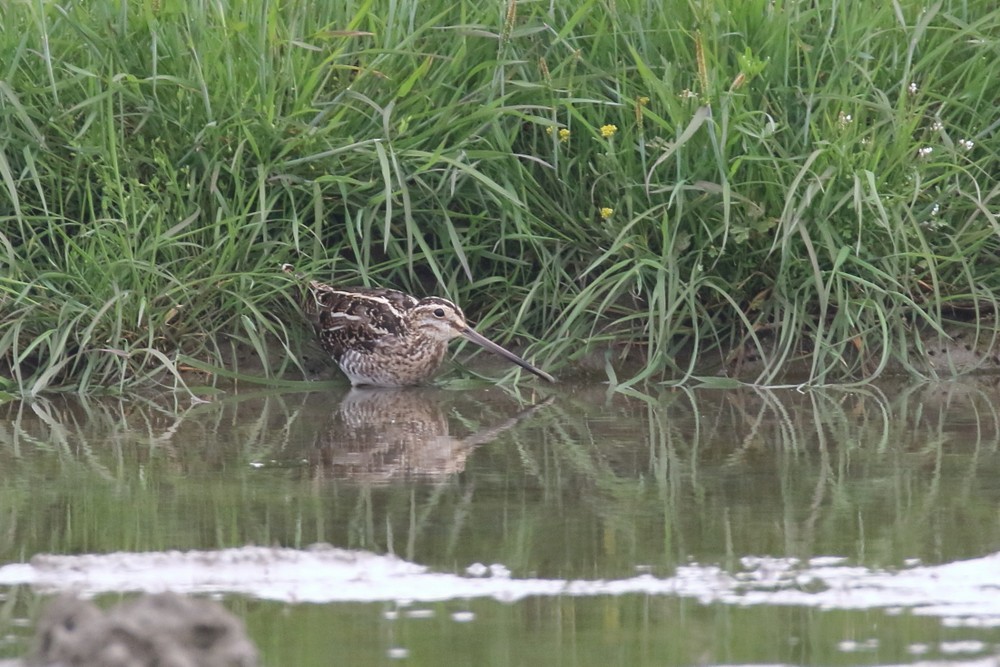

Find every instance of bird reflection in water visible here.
[306,387,551,482]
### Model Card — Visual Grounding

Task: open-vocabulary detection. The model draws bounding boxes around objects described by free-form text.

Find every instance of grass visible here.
[2,0,1000,394]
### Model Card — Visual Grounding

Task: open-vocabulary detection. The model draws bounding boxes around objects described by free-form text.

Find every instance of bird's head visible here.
[409,298,469,342]
[410,296,556,383]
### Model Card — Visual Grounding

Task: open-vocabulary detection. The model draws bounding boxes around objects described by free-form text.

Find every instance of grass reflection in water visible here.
[4,381,1000,664]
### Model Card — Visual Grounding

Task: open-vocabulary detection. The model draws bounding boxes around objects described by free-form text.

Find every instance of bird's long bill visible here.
[461,328,556,382]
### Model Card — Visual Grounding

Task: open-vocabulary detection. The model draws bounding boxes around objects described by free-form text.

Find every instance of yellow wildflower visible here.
[599,207,614,220]
[600,124,618,138]
[545,126,571,142]
[638,96,650,105]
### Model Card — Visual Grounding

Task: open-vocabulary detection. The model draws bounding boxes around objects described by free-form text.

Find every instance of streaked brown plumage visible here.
[283,264,555,386]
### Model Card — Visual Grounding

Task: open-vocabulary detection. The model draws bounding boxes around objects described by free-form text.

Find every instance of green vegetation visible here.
[2,0,1000,393]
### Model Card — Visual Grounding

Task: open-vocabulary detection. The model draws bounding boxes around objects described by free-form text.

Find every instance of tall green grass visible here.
[2,0,1000,393]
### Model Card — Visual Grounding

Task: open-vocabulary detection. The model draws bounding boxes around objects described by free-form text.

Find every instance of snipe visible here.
[283,265,555,386]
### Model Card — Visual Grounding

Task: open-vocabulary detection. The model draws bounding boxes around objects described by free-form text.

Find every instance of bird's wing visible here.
[305,282,416,359]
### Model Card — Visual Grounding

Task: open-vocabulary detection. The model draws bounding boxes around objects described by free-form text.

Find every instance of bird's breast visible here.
[337,335,450,386]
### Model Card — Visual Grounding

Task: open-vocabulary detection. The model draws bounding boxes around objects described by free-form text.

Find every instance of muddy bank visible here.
[213,317,1000,387]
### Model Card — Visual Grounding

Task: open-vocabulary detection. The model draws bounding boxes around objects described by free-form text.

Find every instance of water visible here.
[3,380,1000,665]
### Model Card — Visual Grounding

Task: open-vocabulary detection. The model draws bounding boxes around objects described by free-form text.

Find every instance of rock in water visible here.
[30,592,258,667]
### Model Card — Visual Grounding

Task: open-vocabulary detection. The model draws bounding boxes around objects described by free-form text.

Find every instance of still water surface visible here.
[2,380,1000,665]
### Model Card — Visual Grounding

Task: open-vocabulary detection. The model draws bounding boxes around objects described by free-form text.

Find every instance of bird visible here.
[282,264,555,386]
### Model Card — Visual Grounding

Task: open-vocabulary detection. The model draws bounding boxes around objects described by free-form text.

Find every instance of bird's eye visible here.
[433,308,446,318]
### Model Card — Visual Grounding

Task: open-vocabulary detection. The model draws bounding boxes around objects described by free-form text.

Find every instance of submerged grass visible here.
[2,0,1000,393]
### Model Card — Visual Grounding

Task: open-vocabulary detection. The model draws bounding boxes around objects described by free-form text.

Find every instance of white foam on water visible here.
[2,545,1000,627]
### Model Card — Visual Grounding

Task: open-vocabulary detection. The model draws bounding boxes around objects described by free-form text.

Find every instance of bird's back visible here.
[300,282,416,361]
